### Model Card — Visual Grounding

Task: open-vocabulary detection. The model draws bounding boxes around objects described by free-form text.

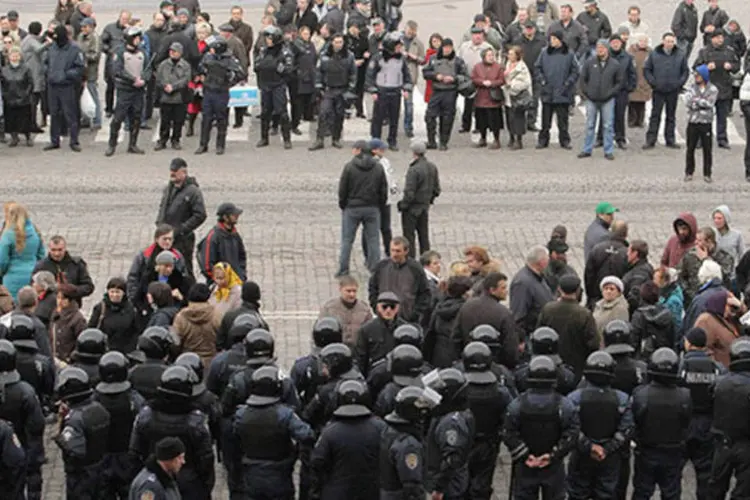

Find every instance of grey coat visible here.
[20,35,48,92]
[155,57,192,105]
[76,31,101,82]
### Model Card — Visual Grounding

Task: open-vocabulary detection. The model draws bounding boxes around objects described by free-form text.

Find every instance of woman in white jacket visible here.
[503,45,533,150]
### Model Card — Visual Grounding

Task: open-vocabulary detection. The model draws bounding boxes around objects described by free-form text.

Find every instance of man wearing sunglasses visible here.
[354,291,408,377]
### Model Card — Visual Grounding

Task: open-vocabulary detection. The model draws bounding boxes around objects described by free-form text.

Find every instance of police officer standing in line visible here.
[708,337,750,498]
[291,317,344,408]
[503,356,579,500]
[69,328,108,387]
[567,351,634,500]
[380,386,427,500]
[513,327,577,395]
[129,436,185,499]
[678,327,724,500]
[459,325,518,396]
[130,365,215,500]
[129,326,173,403]
[54,367,111,500]
[422,38,468,150]
[0,417,26,498]
[424,368,475,500]
[194,36,246,156]
[206,316,256,399]
[175,353,221,455]
[105,27,151,157]
[94,351,146,499]
[366,32,413,151]
[367,323,425,401]
[374,344,425,417]
[231,365,315,500]
[255,26,295,149]
[462,342,513,500]
[311,380,386,499]
[631,348,692,500]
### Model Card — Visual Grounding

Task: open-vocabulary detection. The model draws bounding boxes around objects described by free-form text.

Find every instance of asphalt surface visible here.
[7,0,750,497]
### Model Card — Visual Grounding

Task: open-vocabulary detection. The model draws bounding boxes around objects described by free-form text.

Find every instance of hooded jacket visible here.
[52,303,87,362]
[712,205,745,269]
[425,295,466,368]
[535,38,579,104]
[630,303,675,358]
[694,292,739,368]
[661,212,698,268]
[338,153,388,209]
[46,25,85,87]
[174,301,217,367]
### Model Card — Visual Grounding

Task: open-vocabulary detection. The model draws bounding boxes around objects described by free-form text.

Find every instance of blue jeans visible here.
[582,98,614,155]
[86,81,102,127]
[403,92,414,134]
[338,206,381,275]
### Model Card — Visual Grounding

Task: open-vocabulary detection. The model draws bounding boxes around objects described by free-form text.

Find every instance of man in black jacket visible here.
[197,202,247,284]
[671,0,699,59]
[354,292,407,376]
[576,0,612,54]
[510,246,555,340]
[397,141,440,259]
[584,220,629,307]
[337,140,388,276]
[156,158,207,276]
[215,281,269,350]
[32,235,94,307]
[622,240,654,316]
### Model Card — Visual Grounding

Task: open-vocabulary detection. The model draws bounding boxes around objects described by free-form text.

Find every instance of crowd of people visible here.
[0,0,749,172]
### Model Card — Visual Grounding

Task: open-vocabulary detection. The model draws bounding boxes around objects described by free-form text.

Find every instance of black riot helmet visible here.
[96,351,131,394]
[468,324,501,354]
[243,329,275,364]
[0,340,19,384]
[527,355,557,389]
[385,386,429,424]
[393,324,423,348]
[433,368,468,406]
[462,342,496,384]
[208,35,228,54]
[7,315,37,350]
[530,327,559,356]
[75,328,108,361]
[320,342,354,379]
[389,345,424,386]
[583,351,616,387]
[332,379,371,418]
[381,31,402,54]
[263,25,283,46]
[603,320,634,355]
[175,352,206,396]
[229,313,263,344]
[55,366,92,402]
[137,326,173,359]
[312,317,343,348]
[647,347,680,384]
[729,337,750,372]
[157,365,194,400]
[247,365,282,406]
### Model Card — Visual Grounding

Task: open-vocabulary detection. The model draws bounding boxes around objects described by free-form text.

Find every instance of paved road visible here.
[6,0,750,497]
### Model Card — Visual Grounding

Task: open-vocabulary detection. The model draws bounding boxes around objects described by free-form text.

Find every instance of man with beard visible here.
[197,203,247,284]
[255,26,295,149]
[32,235,94,307]
[622,240,654,315]
[422,38,468,150]
[543,238,577,296]
[44,23,84,152]
[661,212,697,268]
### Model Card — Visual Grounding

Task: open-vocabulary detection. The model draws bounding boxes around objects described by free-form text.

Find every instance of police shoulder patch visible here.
[11,433,21,448]
[139,491,155,500]
[445,429,457,445]
[61,426,74,442]
[405,453,419,470]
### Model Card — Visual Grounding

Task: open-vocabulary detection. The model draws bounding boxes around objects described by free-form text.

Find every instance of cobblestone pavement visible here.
[8,0,750,497]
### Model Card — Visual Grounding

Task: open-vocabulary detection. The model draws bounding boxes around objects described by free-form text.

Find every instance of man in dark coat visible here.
[197,203,247,284]
[622,240,654,316]
[548,5,588,60]
[596,34,637,149]
[32,235,94,307]
[215,281,269,351]
[576,0,612,53]
[293,0,319,32]
[155,20,200,70]
[509,246,554,339]
[482,0,518,29]
[543,238,578,294]
[584,220,629,307]
[671,0,699,59]
[100,10,131,117]
[518,21,545,130]
[228,6,254,128]
[354,292,408,376]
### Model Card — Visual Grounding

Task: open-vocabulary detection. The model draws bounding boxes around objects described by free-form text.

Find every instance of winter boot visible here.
[127,124,145,154]
[216,127,227,155]
[186,114,197,137]
[280,116,292,149]
[309,136,325,151]
[8,133,19,147]
[194,120,211,154]
[256,119,270,147]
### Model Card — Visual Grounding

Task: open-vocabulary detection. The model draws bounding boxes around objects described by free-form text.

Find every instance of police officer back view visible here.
[0,417,26,498]
[366,322,423,399]
[311,379,386,500]
[130,365,215,500]
[94,351,146,499]
[129,326,173,403]
[255,26,295,149]
[175,352,221,454]
[291,316,343,408]
[231,365,315,500]
[709,337,750,499]
[4,315,54,417]
[70,328,108,387]
[105,27,151,157]
[54,366,111,500]
[374,344,424,417]
[631,348,692,500]
[0,339,45,500]
[462,341,513,500]
[457,324,518,396]
[206,316,256,399]
[194,36,245,156]
[309,33,357,151]
[567,351,634,500]
[514,327,577,395]
[422,38,468,150]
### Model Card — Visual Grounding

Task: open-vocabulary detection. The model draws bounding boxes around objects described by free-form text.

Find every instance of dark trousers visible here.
[646,90,679,146]
[26,463,42,500]
[159,102,187,144]
[715,98,731,144]
[201,90,230,148]
[318,89,346,139]
[461,95,474,130]
[293,93,314,127]
[567,450,621,500]
[628,101,646,127]
[362,204,392,259]
[234,106,247,126]
[31,91,42,129]
[354,65,367,116]
[526,81,541,126]
[513,460,566,500]
[597,91,628,143]
[48,84,80,146]
[614,445,631,500]
[425,90,457,145]
[506,106,526,137]
[108,88,144,147]
[631,447,683,500]
[538,102,571,146]
[101,452,133,499]
[685,122,713,177]
[260,85,290,140]
[287,78,300,127]
[468,439,501,500]
[708,439,750,500]
[744,103,750,176]
[475,107,502,140]
[173,234,195,277]
[65,464,105,500]
[401,206,429,259]
[105,75,115,114]
[684,415,714,500]
[145,75,158,120]
[371,90,401,146]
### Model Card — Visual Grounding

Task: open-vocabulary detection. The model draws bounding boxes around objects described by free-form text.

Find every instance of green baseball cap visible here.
[595,202,619,215]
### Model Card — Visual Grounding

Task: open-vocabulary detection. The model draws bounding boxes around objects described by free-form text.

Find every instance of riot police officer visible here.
[255,26,295,149]
[374,344,424,417]
[311,379,386,500]
[231,365,315,500]
[206,314,257,398]
[367,323,426,399]
[503,355,579,500]
[175,352,220,451]
[94,351,146,499]
[105,27,151,157]
[309,33,357,151]
[678,327,724,500]
[424,368,476,500]
[54,367,111,499]
[70,328,108,387]
[566,351,634,500]
[380,386,428,500]
[291,316,344,408]
[5,314,55,416]
[0,417,26,498]
[631,348,692,500]
[366,32,413,151]
[456,324,517,396]
[129,326,173,402]
[194,36,246,155]
[130,365,215,500]
[514,327,577,395]
[708,337,750,498]
[0,339,45,500]
[462,341,513,500]
[422,38,468,150]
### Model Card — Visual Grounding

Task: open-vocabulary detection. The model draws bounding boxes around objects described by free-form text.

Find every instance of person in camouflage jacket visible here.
[677,226,734,307]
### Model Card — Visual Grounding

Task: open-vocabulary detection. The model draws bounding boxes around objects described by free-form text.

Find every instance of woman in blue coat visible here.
[0,202,45,300]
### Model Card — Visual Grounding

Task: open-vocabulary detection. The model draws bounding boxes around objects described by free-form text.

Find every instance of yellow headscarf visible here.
[212,262,243,302]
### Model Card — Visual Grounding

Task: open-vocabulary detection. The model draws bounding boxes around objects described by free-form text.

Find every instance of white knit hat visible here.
[600,276,624,293]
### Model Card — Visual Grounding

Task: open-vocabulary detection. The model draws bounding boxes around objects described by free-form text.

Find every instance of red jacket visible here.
[424,48,437,102]
[471,61,505,108]
[661,212,698,268]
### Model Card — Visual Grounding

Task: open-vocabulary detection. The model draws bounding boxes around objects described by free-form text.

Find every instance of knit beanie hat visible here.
[695,64,710,83]
[155,437,185,461]
[600,276,624,293]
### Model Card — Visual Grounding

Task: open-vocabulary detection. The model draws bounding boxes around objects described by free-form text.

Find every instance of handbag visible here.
[512,88,533,110]
[489,87,504,102]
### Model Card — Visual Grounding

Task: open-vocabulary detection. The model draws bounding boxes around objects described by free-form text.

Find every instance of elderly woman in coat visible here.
[627,33,652,128]
[471,47,505,149]
[503,45,533,150]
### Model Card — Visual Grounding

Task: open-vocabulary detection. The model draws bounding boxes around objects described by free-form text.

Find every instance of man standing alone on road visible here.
[397,141,440,260]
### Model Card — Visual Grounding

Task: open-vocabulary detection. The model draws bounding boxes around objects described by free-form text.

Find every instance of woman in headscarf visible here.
[209,262,243,322]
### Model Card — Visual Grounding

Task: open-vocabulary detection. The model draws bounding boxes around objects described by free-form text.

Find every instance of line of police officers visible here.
[0,306,749,498]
